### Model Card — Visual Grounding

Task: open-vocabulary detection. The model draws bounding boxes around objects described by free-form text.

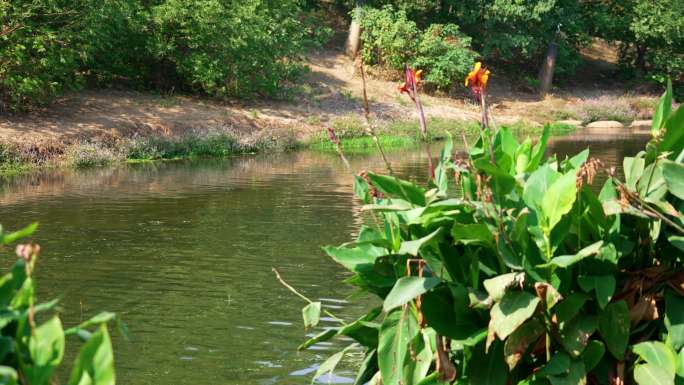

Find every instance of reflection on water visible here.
[0,130,649,385]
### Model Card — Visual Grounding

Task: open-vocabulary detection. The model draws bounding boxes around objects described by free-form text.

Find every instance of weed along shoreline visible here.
[0,109,657,177]
[0,116,572,176]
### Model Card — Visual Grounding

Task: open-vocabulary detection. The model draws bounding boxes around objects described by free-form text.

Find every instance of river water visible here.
[0,130,649,384]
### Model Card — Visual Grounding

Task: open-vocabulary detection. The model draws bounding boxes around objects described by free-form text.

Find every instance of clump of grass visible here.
[330,115,367,138]
[124,127,300,161]
[0,142,33,174]
[557,96,638,125]
[65,142,122,168]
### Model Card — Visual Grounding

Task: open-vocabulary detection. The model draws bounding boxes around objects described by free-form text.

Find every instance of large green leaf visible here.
[541,170,578,231]
[483,273,525,302]
[582,340,605,372]
[435,133,453,193]
[367,172,426,206]
[24,316,65,385]
[598,301,630,359]
[490,291,540,340]
[662,161,684,200]
[503,319,545,369]
[452,223,494,247]
[68,324,115,385]
[554,293,589,325]
[638,162,668,202]
[412,329,434,384]
[523,164,560,212]
[470,342,508,385]
[634,363,674,385]
[323,244,386,272]
[0,223,38,245]
[537,352,570,376]
[398,229,441,256]
[652,80,673,136]
[473,159,516,196]
[302,302,321,329]
[661,104,684,158]
[421,288,479,340]
[548,360,586,385]
[0,366,17,385]
[378,309,419,385]
[526,125,550,172]
[578,275,615,309]
[633,341,677,378]
[383,276,440,311]
[338,307,382,347]
[543,241,603,268]
[353,349,378,385]
[560,315,597,358]
[665,291,684,350]
[312,345,354,384]
[624,155,645,191]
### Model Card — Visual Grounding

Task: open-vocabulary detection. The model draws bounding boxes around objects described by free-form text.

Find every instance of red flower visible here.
[398,68,422,96]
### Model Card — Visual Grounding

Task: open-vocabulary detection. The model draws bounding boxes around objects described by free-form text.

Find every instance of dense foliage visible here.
[0,0,327,111]
[358,5,477,91]
[295,80,684,385]
[0,223,120,385]
[356,0,682,90]
[591,0,684,87]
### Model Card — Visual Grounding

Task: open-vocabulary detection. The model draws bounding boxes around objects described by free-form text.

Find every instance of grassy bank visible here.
[307,116,576,152]
[0,118,574,176]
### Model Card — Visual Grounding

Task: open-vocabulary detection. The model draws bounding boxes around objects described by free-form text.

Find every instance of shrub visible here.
[66,142,122,168]
[289,77,684,385]
[573,96,638,124]
[148,0,323,99]
[359,5,477,91]
[413,24,478,90]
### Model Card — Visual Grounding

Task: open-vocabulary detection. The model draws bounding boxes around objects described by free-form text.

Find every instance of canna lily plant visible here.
[284,64,684,385]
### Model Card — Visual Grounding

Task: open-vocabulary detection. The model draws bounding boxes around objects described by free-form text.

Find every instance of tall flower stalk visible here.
[399,66,435,180]
[465,61,494,161]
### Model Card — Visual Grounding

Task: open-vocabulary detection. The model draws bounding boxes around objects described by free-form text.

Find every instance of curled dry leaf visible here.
[629,295,659,327]
[435,335,456,382]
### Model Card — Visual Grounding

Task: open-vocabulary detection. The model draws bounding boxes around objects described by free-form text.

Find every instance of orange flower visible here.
[464,62,490,96]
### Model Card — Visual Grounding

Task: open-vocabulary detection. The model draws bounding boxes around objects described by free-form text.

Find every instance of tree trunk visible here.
[538,41,558,97]
[345,1,363,57]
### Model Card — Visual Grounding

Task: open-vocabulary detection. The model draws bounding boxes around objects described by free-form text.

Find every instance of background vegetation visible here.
[1,0,681,110]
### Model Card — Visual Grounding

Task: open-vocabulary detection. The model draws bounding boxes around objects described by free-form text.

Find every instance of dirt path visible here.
[0,47,656,144]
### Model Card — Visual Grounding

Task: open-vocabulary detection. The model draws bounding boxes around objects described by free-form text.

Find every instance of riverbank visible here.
[0,50,660,175]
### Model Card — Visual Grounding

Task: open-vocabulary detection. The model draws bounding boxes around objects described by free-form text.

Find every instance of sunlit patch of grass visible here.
[308,135,416,152]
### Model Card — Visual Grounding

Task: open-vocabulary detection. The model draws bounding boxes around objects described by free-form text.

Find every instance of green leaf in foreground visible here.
[379,310,419,385]
[398,229,441,256]
[632,341,677,378]
[490,291,540,340]
[634,363,674,385]
[598,301,630,359]
[25,316,65,385]
[578,274,615,309]
[665,291,684,350]
[302,302,321,329]
[68,324,115,385]
[543,241,603,268]
[661,161,684,200]
[383,276,440,311]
